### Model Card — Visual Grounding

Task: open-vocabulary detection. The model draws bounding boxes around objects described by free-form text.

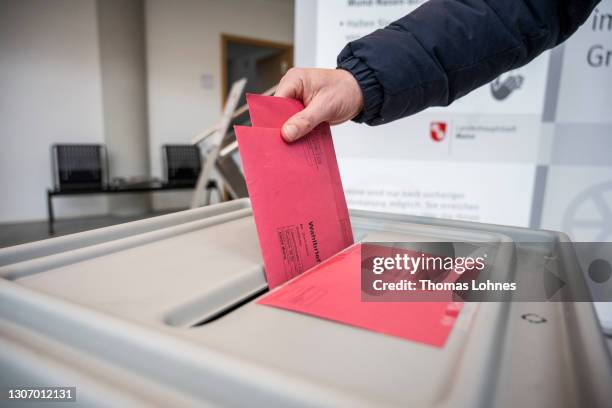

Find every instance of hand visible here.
[274,68,364,142]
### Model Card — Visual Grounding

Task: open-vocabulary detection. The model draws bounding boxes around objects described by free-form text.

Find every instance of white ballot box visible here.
[0,199,610,407]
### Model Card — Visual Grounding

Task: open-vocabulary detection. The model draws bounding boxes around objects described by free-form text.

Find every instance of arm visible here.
[276,0,599,141]
[337,0,600,125]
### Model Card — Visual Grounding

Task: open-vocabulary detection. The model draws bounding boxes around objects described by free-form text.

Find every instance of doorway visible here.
[221,34,293,108]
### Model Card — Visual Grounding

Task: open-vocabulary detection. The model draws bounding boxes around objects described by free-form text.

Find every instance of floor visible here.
[0,212,174,249]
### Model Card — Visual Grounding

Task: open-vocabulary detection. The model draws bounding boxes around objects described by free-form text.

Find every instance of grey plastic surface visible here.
[0,199,610,407]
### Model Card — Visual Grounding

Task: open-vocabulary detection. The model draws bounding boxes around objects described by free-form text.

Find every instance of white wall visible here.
[145,0,294,209]
[0,0,107,222]
[0,0,294,221]
[97,0,151,216]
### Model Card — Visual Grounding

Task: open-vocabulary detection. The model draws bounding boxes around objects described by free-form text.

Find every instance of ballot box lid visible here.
[0,199,610,407]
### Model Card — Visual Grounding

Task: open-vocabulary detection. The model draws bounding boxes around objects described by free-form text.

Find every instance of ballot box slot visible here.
[163,266,268,328]
[191,286,269,327]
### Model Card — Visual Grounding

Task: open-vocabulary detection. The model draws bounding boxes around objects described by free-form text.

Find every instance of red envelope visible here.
[258,244,462,347]
[235,95,353,288]
[246,94,351,232]
[246,93,302,128]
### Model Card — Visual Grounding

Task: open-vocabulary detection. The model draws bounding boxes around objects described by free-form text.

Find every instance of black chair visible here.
[51,144,107,191]
[46,143,218,235]
[162,144,220,204]
[162,144,202,186]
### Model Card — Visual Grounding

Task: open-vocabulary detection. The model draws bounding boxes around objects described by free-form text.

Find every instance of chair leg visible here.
[202,187,212,206]
[47,191,55,235]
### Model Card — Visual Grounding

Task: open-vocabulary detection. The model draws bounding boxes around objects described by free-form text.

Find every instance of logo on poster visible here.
[490,73,524,100]
[430,121,447,142]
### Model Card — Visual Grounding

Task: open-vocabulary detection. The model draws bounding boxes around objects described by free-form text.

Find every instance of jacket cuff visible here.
[337,55,383,124]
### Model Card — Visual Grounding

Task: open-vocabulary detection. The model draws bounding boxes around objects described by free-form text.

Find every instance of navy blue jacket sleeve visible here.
[337,0,599,125]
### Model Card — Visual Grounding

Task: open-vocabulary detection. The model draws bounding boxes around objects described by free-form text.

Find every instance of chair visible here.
[162,144,202,186]
[51,144,107,191]
[162,144,220,204]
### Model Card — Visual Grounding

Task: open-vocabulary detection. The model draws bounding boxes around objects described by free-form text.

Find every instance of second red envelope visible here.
[235,95,353,288]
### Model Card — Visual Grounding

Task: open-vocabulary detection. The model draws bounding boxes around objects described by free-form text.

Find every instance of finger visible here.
[275,70,303,99]
[282,100,327,142]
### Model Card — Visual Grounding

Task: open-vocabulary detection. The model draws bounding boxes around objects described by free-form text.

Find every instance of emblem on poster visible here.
[430,121,448,142]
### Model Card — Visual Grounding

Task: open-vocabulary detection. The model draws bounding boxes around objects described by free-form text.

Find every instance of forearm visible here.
[337,0,600,125]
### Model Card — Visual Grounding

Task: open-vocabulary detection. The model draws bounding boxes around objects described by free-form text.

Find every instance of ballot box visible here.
[0,199,610,407]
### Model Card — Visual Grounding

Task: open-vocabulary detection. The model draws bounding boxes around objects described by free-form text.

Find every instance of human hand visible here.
[274,68,364,142]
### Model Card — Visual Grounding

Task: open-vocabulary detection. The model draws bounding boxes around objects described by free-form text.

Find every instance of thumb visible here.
[282,101,327,142]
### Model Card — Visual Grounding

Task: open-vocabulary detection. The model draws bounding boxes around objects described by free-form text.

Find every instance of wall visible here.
[0,0,294,221]
[0,0,107,222]
[145,0,294,209]
[97,0,151,216]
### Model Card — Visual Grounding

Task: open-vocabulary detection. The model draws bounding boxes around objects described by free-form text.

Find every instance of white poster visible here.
[555,0,612,124]
[296,0,612,331]
[315,1,425,68]
[339,158,536,226]
[306,0,549,226]
[541,165,612,242]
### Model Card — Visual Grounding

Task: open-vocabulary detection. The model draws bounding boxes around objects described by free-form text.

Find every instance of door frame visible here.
[220,33,293,105]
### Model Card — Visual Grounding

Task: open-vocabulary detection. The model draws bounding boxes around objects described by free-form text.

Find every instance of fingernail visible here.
[283,124,298,141]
